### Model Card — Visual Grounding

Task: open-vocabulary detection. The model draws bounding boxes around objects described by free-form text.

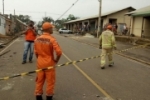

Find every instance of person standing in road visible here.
[123,23,128,35]
[113,23,118,35]
[22,21,37,64]
[99,25,117,69]
[34,22,62,100]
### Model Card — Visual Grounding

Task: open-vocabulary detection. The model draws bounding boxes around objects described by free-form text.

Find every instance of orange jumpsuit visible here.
[34,32,62,96]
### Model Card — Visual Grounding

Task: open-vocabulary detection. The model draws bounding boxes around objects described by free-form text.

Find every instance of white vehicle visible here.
[59,28,72,34]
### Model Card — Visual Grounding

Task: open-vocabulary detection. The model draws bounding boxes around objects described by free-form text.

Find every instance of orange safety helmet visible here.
[107,25,113,30]
[42,22,53,30]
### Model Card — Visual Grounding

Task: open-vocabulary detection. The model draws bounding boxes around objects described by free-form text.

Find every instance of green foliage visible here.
[42,17,54,23]
[55,18,67,29]
[67,14,79,21]
[36,14,79,30]
[37,21,42,29]
[37,17,54,29]
[16,15,31,24]
[54,14,79,30]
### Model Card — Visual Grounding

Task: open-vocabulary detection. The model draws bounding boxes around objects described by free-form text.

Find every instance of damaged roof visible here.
[126,5,150,16]
[65,6,135,24]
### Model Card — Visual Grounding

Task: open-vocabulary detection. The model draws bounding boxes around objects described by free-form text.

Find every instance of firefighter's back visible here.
[34,33,55,68]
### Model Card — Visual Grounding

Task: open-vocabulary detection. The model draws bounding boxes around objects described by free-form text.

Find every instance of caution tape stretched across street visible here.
[0,43,149,81]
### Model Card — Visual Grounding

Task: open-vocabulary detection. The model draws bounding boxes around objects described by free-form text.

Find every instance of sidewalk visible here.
[0,35,12,50]
[63,34,150,65]
[0,32,23,51]
[115,35,150,45]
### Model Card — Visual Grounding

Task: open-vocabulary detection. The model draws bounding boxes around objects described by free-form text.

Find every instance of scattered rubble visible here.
[0,50,11,57]
[0,32,23,51]
[0,34,13,50]
[83,33,95,38]
[0,43,5,48]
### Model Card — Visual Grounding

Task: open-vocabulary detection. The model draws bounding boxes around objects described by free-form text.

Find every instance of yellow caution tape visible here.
[0,43,149,81]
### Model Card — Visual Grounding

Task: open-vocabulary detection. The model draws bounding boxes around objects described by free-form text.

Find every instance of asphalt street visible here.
[0,32,150,100]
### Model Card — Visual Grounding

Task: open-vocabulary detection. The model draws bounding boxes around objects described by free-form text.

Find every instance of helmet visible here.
[42,22,53,30]
[107,25,112,30]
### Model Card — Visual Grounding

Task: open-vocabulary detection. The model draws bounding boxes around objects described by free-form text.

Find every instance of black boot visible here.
[36,95,43,100]
[46,96,53,100]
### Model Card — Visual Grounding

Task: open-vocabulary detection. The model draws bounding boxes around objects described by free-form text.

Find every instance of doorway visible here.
[109,18,117,24]
[142,16,150,38]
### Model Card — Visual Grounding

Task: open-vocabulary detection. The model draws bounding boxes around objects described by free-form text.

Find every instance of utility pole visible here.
[2,0,4,15]
[14,9,15,16]
[97,0,102,38]
[45,12,46,17]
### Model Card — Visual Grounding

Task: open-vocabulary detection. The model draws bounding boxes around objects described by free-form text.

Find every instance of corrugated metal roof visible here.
[126,5,150,16]
[65,6,135,24]
[102,6,135,16]
[64,15,98,24]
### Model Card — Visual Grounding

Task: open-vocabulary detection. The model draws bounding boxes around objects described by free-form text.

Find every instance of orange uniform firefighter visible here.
[34,22,62,100]
[99,25,116,69]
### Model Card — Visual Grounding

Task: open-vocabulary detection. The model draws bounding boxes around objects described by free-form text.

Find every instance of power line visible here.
[57,0,79,20]
[1,0,79,21]
[0,9,68,16]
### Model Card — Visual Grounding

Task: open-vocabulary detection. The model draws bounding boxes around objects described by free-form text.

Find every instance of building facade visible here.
[64,7,135,35]
[126,5,150,38]
[0,14,6,35]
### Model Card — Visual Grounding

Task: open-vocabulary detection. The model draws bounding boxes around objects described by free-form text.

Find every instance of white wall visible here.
[0,15,6,35]
[132,16,143,37]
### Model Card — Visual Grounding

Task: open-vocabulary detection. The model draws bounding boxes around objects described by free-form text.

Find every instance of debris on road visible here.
[9,55,12,57]
[0,43,6,48]
[83,33,95,38]
[0,50,11,57]
[96,95,100,97]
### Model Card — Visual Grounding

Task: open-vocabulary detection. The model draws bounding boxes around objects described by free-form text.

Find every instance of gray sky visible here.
[1,0,150,23]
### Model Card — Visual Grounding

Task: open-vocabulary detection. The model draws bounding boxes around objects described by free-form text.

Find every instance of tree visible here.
[66,14,79,21]
[54,14,79,30]
[16,15,31,24]
[37,21,42,29]
[55,18,67,29]
[37,17,54,29]
[42,17,54,23]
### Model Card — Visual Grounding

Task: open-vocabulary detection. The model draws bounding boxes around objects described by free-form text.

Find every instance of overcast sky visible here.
[0,0,150,23]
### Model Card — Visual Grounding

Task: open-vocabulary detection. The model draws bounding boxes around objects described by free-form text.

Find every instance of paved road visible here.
[0,32,150,100]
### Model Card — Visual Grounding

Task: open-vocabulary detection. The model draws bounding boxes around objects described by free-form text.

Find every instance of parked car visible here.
[59,28,72,34]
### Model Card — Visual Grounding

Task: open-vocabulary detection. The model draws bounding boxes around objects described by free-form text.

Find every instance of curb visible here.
[70,37,150,66]
[2,32,23,45]
[0,32,23,53]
